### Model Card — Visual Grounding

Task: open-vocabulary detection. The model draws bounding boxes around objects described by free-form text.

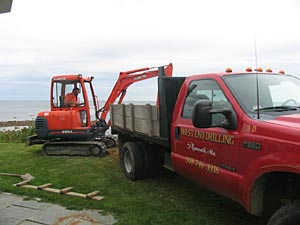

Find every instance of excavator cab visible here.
[35,74,99,140]
[50,75,98,128]
[30,74,108,157]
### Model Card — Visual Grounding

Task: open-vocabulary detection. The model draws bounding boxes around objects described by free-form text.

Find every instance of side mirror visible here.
[192,100,237,130]
[218,108,237,130]
[192,100,212,128]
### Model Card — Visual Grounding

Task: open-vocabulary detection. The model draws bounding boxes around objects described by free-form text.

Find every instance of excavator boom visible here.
[99,63,173,127]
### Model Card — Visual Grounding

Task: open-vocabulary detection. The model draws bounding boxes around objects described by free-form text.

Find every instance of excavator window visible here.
[52,82,63,107]
[52,81,85,108]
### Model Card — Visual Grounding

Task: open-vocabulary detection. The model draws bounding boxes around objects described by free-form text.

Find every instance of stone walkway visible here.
[0,192,117,225]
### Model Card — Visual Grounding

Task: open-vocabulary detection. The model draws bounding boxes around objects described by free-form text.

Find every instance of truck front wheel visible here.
[267,202,300,225]
[120,142,144,180]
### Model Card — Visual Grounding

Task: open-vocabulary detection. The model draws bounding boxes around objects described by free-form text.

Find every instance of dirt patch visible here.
[0,120,34,127]
[108,147,119,160]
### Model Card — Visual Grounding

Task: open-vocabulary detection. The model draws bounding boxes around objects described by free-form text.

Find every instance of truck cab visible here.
[170,69,300,216]
[111,68,300,223]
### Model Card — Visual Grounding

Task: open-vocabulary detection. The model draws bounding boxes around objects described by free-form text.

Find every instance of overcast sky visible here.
[1,0,300,101]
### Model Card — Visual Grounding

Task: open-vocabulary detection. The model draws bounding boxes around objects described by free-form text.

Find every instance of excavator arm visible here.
[98,63,173,127]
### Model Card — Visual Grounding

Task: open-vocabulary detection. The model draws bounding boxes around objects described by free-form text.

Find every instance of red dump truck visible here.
[110,67,300,225]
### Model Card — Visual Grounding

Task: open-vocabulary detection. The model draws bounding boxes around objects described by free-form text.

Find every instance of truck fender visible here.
[238,153,300,216]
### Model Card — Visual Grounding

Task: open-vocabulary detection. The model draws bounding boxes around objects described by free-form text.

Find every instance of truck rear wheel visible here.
[267,202,300,225]
[120,142,145,180]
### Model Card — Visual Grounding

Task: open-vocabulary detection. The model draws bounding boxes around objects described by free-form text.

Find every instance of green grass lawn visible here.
[0,143,267,225]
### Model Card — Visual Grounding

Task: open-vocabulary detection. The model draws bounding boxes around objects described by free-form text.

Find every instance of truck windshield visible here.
[223,74,300,117]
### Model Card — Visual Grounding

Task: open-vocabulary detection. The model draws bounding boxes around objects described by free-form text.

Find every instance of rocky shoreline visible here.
[0,120,34,128]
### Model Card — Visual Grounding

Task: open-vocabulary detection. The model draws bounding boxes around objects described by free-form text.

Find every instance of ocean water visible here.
[0,100,155,122]
[0,101,50,121]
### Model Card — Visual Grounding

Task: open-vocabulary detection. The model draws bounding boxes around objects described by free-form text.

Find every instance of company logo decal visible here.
[187,142,216,156]
[181,128,234,146]
[185,157,219,175]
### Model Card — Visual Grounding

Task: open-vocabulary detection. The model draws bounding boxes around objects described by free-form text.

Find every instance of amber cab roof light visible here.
[266,68,273,72]
[225,68,232,73]
[224,67,285,74]
[245,67,253,72]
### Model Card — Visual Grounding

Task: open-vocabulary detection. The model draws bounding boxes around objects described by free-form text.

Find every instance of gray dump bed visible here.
[110,104,160,137]
[110,76,186,147]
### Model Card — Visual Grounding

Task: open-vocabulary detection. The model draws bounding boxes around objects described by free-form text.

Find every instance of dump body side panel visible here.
[111,77,185,147]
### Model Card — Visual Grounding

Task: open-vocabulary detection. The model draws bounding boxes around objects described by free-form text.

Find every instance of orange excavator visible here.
[28,63,173,156]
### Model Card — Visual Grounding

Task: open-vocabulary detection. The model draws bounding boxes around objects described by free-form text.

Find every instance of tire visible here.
[267,202,300,225]
[103,137,116,148]
[120,142,145,180]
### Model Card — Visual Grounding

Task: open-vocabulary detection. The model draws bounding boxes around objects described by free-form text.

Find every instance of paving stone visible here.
[0,193,23,210]
[98,215,117,225]
[0,217,22,225]
[0,193,116,225]
[27,205,79,225]
[80,210,117,225]
[50,217,75,225]
[19,220,46,225]
[13,200,52,210]
[65,218,101,225]
[0,205,40,220]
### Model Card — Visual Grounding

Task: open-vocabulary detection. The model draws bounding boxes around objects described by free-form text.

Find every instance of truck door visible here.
[172,78,240,200]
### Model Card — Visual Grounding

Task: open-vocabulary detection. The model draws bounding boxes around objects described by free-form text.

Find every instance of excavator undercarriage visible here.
[41,141,107,157]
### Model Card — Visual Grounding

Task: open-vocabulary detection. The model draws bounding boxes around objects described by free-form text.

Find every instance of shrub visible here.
[0,126,36,143]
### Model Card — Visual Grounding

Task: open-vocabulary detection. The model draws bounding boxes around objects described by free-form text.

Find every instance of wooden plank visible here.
[38,183,52,190]
[110,104,114,126]
[130,104,134,131]
[122,104,126,128]
[14,180,31,187]
[147,104,154,136]
[42,187,61,194]
[60,187,74,194]
[86,191,99,198]
[111,104,126,128]
[91,196,105,201]
[0,172,21,177]
[19,184,38,189]
[65,191,87,198]
[151,106,159,121]
[13,181,103,201]
[153,122,160,136]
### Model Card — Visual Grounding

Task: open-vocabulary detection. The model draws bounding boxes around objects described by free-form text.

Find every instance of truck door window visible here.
[182,79,232,124]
